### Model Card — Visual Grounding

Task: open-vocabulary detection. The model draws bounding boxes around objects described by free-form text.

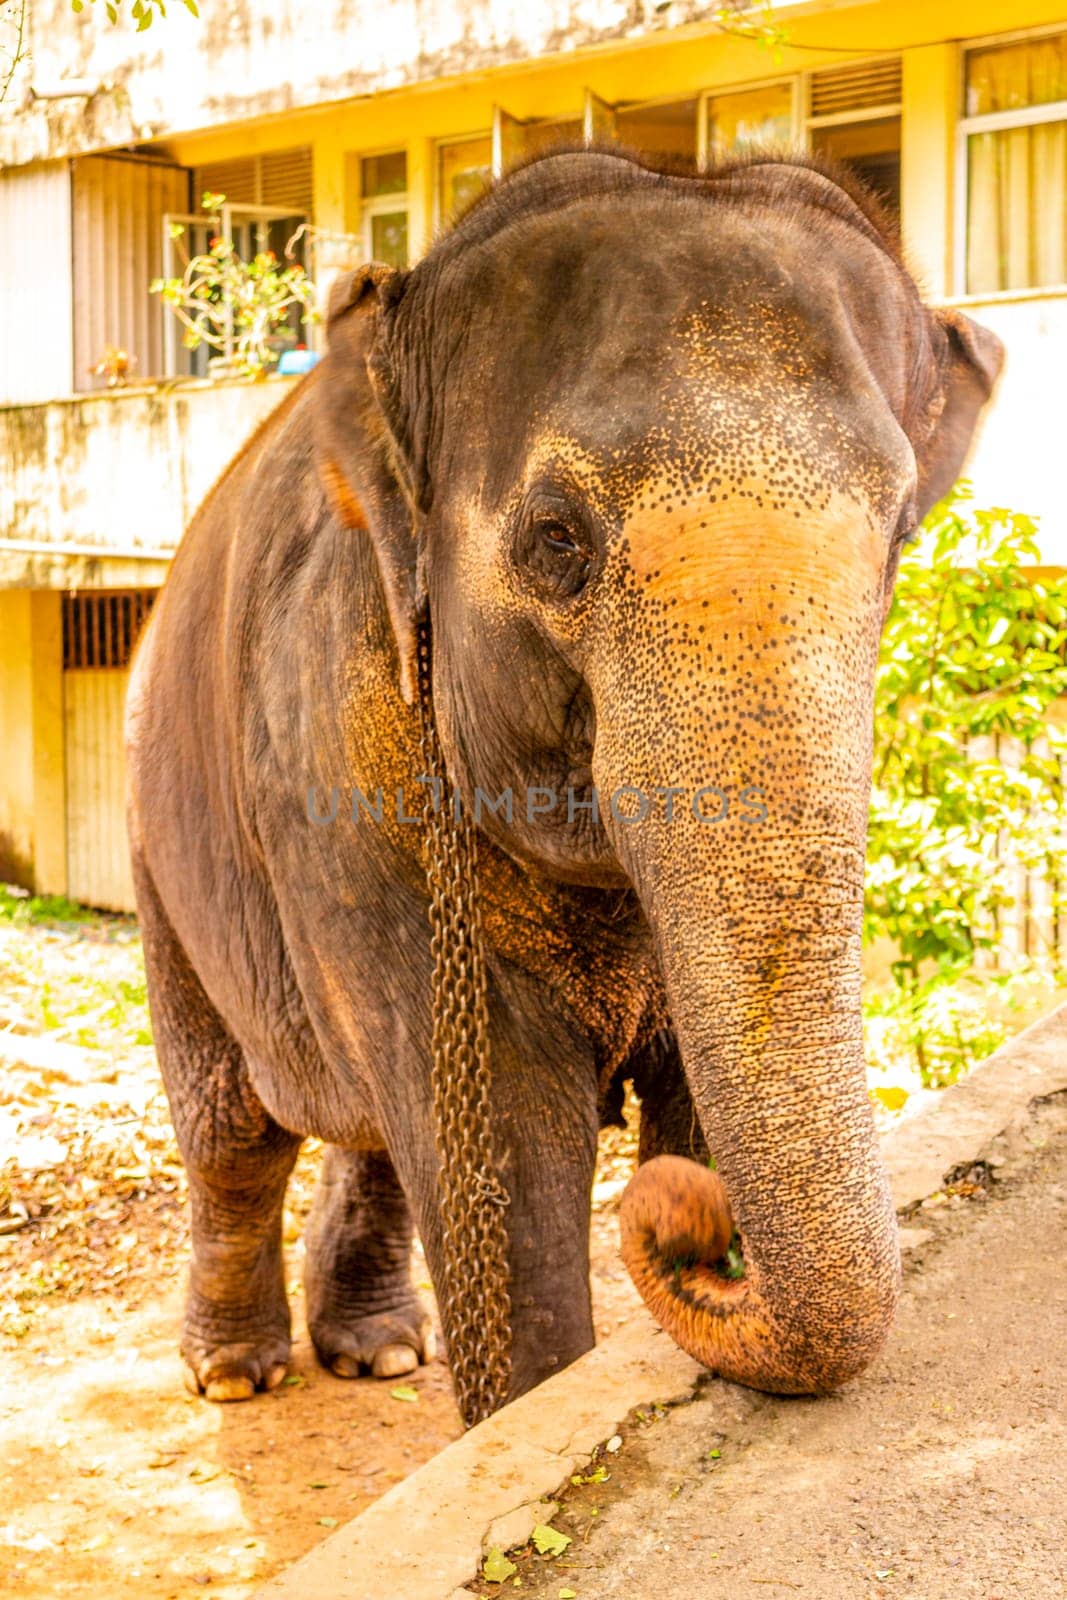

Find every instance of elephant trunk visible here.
[618,873,899,1392]
[594,493,901,1392]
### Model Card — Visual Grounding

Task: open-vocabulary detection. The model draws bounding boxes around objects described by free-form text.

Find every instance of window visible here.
[360,151,409,269]
[961,29,1067,293]
[806,60,902,219]
[615,98,698,163]
[163,147,314,377]
[160,199,311,378]
[705,82,796,160]
[438,136,493,223]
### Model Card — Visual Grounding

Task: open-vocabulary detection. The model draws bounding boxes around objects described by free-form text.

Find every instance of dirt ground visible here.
[0,1202,639,1600]
[496,1093,1067,1600]
[2,898,1060,1599]
[0,903,641,1599]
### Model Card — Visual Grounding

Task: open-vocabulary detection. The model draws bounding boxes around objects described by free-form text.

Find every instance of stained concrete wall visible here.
[0,374,296,580]
[1,0,776,166]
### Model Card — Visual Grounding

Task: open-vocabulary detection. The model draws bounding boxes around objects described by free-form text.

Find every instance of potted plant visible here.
[150,192,319,379]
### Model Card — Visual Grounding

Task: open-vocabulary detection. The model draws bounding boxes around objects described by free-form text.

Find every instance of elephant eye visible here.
[529,518,591,598]
[539,521,580,555]
[516,495,595,603]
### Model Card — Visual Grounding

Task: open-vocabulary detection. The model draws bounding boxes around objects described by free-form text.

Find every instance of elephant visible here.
[125,148,1002,1413]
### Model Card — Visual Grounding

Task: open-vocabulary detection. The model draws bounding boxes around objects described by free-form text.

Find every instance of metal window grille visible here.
[63,589,157,671]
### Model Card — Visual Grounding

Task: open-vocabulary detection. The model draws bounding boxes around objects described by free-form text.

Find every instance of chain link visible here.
[416,612,512,1427]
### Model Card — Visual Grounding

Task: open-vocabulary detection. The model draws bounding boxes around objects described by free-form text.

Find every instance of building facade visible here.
[1,0,1065,907]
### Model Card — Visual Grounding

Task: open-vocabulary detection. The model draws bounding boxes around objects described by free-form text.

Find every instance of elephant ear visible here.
[313,264,424,704]
[914,308,1004,523]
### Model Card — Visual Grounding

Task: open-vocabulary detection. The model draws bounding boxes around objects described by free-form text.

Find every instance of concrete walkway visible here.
[258,1003,1067,1600]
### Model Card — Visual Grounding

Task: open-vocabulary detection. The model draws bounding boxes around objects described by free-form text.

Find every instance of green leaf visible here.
[559,1590,578,1599]
[105,1,117,19]
[390,1385,419,1403]
[483,1548,518,1583]
[183,0,199,14]
[71,0,84,11]
[532,1524,572,1557]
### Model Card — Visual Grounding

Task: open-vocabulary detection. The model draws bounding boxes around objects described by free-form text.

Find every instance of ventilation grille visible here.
[64,590,156,671]
[193,146,313,215]
[809,58,902,119]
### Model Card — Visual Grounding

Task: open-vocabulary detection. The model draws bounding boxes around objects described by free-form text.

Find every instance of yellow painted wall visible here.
[0,590,67,894]
[0,590,35,884]
[30,590,66,899]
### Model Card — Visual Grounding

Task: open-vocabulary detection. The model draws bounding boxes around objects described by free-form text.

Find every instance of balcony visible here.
[0,374,296,589]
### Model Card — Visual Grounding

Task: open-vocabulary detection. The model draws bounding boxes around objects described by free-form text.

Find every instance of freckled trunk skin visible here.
[597,495,901,1392]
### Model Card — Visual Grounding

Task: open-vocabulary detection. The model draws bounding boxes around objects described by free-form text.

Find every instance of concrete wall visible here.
[8,0,1067,171]
[1,0,792,165]
[0,374,296,582]
[946,292,1067,563]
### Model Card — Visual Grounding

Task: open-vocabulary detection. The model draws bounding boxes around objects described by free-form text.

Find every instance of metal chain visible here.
[416,611,512,1427]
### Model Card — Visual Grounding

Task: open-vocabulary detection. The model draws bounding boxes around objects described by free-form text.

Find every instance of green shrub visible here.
[865,487,1067,1086]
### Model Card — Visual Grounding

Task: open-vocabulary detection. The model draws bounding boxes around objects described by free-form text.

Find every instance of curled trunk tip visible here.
[620,1154,898,1395]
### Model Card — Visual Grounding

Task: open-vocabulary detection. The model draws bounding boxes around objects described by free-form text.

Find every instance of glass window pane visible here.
[522,118,584,158]
[706,83,793,158]
[615,98,697,162]
[362,151,408,198]
[965,33,1067,118]
[439,137,493,219]
[370,210,409,269]
[966,120,1067,292]
[811,115,901,216]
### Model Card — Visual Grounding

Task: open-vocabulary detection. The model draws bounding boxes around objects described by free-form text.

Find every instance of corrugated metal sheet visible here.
[64,667,136,913]
[0,162,74,404]
[71,155,190,390]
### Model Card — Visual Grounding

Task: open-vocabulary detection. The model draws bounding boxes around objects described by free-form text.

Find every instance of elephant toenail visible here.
[371,1343,419,1379]
[205,1375,256,1402]
[331,1353,361,1378]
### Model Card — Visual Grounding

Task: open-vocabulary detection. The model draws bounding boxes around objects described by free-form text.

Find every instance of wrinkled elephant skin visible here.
[127,151,1001,1408]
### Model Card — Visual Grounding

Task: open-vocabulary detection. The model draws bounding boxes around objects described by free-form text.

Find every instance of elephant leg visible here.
[304,1145,436,1379]
[631,1029,710,1165]
[134,853,301,1401]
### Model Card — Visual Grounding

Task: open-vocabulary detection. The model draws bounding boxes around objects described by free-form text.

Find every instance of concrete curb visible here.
[257,1000,1067,1600]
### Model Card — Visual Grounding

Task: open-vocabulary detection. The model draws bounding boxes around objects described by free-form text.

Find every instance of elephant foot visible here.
[181,1287,291,1402]
[181,1328,291,1402]
[309,1298,437,1380]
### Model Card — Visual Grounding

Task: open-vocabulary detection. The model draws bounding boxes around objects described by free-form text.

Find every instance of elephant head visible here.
[314,151,1002,1394]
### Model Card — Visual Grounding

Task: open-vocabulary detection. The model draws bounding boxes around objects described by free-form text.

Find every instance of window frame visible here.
[356,147,410,268]
[953,22,1067,296]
